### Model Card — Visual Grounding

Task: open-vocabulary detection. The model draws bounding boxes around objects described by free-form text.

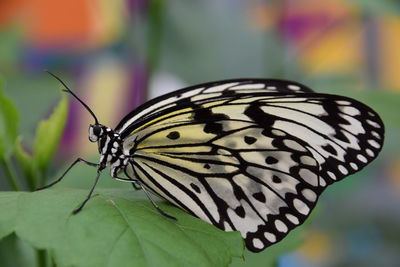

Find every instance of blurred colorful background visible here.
[0,0,399,266]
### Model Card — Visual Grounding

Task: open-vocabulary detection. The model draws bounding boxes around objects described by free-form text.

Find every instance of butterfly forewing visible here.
[118,79,384,252]
[115,79,313,137]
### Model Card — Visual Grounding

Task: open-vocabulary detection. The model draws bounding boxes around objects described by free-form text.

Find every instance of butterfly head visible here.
[88,124,107,142]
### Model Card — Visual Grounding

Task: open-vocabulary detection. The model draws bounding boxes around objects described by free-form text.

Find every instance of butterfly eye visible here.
[89,124,102,142]
[93,125,102,135]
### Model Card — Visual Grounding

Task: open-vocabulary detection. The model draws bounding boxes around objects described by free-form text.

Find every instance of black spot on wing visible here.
[253,192,266,203]
[234,206,246,218]
[244,103,277,128]
[192,106,229,135]
[322,143,337,155]
[166,131,180,140]
[265,156,279,165]
[244,136,257,145]
[272,175,281,183]
[193,107,229,121]
[190,183,201,193]
[204,122,223,134]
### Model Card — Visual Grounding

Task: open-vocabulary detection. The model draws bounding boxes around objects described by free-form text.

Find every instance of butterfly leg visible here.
[36,158,98,190]
[137,182,177,221]
[113,176,141,190]
[72,169,102,214]
[114,176,176,220]
[131,182,141,191]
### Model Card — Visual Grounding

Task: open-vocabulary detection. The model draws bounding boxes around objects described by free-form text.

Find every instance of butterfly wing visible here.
[118,79,384,252]
[124,120,320,252]
[115,79,313,137]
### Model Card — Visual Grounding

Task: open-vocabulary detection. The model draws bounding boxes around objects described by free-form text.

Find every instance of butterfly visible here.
[41,72,384,252]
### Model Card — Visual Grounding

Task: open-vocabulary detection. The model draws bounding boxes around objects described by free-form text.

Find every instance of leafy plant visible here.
[0,79,20,191]
[0,79,69,191]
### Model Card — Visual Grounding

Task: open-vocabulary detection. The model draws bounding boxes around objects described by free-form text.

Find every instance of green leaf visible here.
[33,95,68,174]
[0,189,243,267]
[0,192,19,239]
[0,82,20,160]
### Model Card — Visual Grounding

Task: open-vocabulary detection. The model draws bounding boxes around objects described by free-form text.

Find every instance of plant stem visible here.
[25,171,36,191]
[146,0,165,75]
[0,158,21,191]
[36,249,47,267]
[38,168,47,189]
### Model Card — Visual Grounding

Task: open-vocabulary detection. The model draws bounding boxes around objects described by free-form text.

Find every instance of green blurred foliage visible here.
[350,0,400,14]
[32,95,68,186]
[0,80,19,160]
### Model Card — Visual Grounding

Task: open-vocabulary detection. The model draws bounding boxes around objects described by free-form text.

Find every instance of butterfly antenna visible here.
[45,70,99,124]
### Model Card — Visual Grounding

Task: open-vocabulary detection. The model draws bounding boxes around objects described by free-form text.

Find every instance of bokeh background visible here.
[0,0,399,266]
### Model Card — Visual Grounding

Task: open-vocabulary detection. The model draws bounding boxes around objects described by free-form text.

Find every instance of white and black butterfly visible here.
[41,73,384,252]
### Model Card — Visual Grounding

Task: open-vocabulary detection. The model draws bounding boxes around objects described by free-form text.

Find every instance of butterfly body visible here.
[88,124,127,177]
[45,76,384,253]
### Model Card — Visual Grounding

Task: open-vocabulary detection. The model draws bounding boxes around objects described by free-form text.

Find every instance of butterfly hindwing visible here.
[236,94,384,187]
[118,79,384,252]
